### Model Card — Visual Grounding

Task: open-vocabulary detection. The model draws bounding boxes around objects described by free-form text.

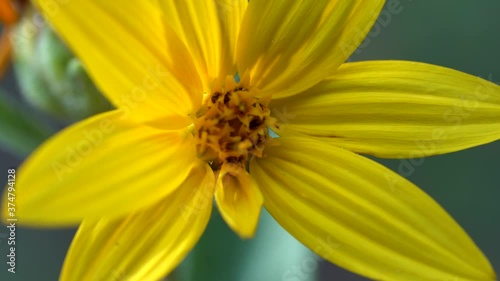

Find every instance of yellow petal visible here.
[251,134,496,281]
[33,0,202,121]
[277,60,500,158]
[60,164,215,281]
[3,110,198,226]
[159,0,247,89]
[216,0,248,79]
[237,0,384,98]
[215,163,263,238]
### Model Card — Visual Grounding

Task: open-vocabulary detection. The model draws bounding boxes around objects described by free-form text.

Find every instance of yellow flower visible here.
[4,1,500,280]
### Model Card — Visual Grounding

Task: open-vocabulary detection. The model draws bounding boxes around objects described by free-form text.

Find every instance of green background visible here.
[0,1,499,280]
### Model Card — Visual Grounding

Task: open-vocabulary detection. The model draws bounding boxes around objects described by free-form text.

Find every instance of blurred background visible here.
[0,1,499,280]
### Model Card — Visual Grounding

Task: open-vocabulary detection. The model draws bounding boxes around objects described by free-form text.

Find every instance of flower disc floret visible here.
[194,78,277,172]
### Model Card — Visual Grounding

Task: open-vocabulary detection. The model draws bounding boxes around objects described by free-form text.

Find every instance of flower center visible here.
[194,79,277,172]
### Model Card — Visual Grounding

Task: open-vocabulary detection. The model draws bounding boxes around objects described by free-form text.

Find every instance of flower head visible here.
[5,1,500,280]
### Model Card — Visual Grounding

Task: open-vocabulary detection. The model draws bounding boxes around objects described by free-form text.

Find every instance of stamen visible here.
[194,78,278,171]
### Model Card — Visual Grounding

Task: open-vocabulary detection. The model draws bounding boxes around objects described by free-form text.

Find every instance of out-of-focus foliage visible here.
[178,209,319,281]
[12,9,111,121]
[0,90,53,156]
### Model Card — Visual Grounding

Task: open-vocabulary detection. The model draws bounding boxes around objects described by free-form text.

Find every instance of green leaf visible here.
[176,208,320,281]
[0,91,54,156]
